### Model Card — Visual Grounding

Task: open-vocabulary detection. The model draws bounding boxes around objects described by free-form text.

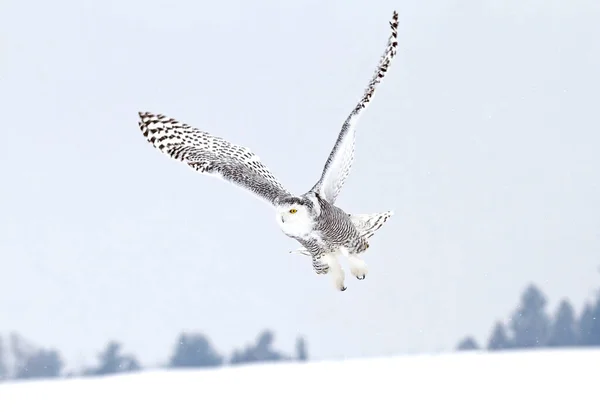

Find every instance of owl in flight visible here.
[138,11,398,291]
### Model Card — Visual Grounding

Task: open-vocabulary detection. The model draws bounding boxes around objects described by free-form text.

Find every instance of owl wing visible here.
[309,11,399,204]
[138,112,292,206]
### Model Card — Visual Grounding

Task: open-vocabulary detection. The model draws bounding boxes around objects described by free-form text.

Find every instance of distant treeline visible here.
[0,329,308,382]
[3,281,599,383]
[457,283,600,351]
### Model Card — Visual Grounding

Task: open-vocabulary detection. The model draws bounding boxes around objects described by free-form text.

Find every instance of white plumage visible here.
[138,11,399,291]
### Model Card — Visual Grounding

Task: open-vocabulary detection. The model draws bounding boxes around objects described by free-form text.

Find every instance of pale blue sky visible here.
[1,0,599,371]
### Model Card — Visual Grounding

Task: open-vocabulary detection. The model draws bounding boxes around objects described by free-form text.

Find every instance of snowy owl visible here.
[137,11,399,291]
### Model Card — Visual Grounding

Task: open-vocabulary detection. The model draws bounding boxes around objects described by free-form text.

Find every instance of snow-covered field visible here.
[0,349,597,411]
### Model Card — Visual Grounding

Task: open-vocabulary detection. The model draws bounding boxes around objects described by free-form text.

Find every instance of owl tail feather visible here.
[349,210,394,239]
[289,211,394,256]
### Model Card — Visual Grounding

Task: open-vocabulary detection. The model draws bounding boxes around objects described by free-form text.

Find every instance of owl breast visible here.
[276,214,315,239]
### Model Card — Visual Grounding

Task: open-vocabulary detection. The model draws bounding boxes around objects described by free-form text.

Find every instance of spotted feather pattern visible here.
[310,10,399,204]
[138,112,291,206]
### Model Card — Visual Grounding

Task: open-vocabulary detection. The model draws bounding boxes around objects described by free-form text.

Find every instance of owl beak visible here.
[281,216,285,223]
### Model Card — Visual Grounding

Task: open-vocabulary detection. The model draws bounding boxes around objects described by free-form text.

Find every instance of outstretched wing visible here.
[310,11,399,204]
[138,112,292,206]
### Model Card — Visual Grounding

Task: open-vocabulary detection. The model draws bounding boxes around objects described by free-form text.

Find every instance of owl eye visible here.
[289,209,298,214]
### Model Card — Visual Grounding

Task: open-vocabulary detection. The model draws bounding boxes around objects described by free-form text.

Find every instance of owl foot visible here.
[329,260,346,292]
[313,253,347,291]
[348,254,369,280]
[333,272,347,291]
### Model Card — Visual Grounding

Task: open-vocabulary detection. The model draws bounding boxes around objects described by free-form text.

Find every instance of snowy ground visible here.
[0,349,597,411]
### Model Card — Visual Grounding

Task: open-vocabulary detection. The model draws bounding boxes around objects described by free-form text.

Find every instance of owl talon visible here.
[340,286,347,291]
[348,254,369,280]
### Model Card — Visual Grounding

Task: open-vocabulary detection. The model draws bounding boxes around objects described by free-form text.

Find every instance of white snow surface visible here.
[0,349,597,411]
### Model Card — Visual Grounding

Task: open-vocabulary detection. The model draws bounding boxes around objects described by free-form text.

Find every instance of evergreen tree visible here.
[547,299,578,347]
[9,334,63,380]
[578,303,594,345]
[588,292,600,345]
[230,330,287,365]
[14,349,63,380]
[252,330,282,362]
[169,333,223,368]
[509,284,550,348]
[487,321,512,350]
[87,341,141,376]
[295,336,308,361]
[456,336,479,350]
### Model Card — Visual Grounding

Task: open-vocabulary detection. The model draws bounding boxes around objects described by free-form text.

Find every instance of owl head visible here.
[274,194,320,237]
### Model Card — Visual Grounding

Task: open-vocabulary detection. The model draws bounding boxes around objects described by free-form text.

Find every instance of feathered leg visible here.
[313,253,347,292]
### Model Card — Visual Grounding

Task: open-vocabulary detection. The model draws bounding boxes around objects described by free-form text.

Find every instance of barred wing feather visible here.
[138,112,292,207]
[310,11,399,204]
